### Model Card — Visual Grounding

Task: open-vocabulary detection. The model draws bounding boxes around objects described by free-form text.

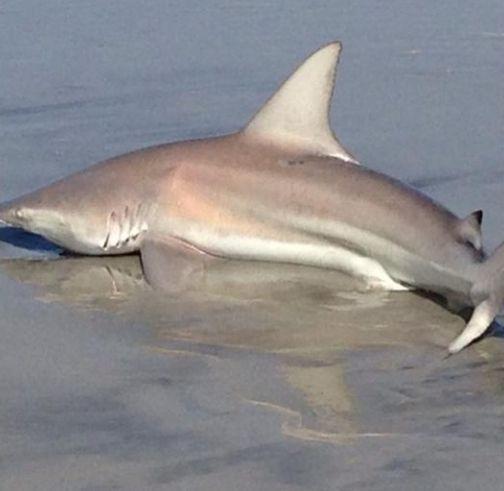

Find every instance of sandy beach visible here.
[1,1,503,489]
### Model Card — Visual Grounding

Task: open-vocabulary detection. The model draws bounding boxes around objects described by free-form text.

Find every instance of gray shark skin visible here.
[0,42,501,354]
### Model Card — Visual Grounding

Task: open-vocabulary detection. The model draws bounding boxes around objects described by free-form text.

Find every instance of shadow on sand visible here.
[0,227,61,253]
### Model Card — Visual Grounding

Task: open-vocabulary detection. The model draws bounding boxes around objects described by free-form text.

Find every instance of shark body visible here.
[0,42,501,353]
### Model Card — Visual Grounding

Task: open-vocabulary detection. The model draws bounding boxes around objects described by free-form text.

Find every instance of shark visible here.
[0,42,501,354]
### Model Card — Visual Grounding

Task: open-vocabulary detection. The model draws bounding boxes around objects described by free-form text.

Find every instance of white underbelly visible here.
[164,216,472,295]
[177,229,409,290]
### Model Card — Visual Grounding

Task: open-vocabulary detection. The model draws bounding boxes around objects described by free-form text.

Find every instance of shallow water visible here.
[1,1,504,490]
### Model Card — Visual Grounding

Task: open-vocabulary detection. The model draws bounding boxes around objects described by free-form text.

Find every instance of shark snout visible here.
[0,201,26,227]
[0,199,71,248]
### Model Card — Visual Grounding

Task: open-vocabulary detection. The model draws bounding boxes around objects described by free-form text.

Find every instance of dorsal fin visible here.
[457,210,483,251]
[243,42,358,163]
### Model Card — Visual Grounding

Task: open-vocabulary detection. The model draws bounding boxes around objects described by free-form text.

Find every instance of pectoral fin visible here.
[140,236,215,292]
[448,297,499,354]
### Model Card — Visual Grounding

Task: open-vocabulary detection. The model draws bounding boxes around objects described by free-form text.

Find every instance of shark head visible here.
[0,195,69,246]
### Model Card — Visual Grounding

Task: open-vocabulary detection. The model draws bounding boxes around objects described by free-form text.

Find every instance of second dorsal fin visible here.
[243,42,358,163]
[457,210,483,251]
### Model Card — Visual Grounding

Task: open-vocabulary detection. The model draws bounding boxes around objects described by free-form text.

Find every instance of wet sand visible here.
[1,255,504,490]
[1,1,504,489]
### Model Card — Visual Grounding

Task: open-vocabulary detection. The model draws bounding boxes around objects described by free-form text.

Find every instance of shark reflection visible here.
[0,254,488,442]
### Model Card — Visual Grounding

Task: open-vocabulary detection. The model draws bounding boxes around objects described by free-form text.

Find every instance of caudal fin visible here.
[448,241,504,353]
[448,297,500,354]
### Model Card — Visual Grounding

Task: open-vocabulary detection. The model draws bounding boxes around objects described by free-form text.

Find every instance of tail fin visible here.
[448,242,504,354]
[448,297,500,353]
